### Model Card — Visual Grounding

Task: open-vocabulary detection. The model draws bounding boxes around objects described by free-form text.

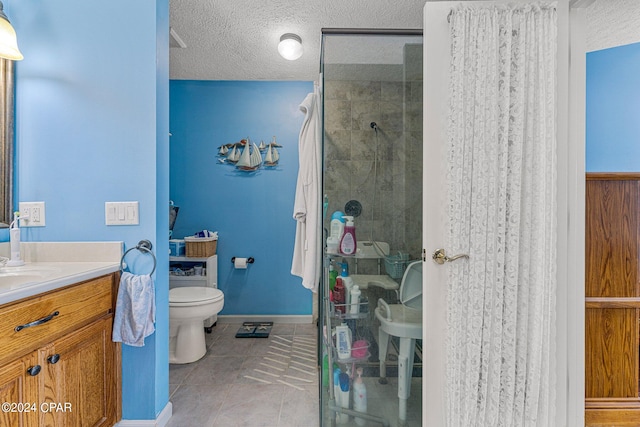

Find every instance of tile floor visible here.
[168,322,320,427]
[167,322,422,427]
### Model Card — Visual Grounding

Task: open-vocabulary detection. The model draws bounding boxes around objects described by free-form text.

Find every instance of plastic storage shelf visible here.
[169,254,218,327]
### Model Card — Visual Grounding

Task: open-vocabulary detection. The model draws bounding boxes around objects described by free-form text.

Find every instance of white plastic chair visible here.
[374,260,422,427]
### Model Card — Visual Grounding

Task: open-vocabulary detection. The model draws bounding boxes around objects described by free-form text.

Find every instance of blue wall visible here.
[154,0,170,416]
[586,42,640,171]
[169,80,313,315]
[7,0,169,420]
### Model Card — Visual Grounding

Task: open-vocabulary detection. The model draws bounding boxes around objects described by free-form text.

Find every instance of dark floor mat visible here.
[252,322,273,338]
[235,323,256,338]
[235,321,273,338]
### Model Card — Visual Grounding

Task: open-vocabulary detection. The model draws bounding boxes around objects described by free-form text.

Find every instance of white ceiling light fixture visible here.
[0,1,22,61]
[278,33,303,61]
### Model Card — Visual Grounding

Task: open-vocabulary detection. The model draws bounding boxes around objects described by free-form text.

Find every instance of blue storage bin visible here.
[169,239,185,257]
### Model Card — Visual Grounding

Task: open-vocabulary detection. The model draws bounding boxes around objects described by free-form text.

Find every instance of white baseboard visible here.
[217,314,314,324]
[114,402,172,427]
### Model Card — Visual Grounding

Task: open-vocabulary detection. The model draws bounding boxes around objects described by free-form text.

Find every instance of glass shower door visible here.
[319,30,423,427]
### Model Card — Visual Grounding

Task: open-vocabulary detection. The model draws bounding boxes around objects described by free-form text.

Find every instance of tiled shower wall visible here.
[323,44,423,275]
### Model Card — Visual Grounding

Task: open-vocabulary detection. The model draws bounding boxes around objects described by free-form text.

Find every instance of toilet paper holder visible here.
[231,257,254,264]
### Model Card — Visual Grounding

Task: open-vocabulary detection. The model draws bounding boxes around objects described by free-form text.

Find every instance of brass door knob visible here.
[432,248,469,265]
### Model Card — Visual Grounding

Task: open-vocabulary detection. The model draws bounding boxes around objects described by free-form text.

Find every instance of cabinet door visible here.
[42,316,120,427]
[0,352,39,427]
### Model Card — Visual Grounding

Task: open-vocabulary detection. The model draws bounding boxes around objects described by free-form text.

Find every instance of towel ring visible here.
[120,239,156,276]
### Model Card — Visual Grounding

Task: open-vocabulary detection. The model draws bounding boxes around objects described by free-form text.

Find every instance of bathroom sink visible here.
[0,244,121,306]
[0,266,61,289]
[0,274,47,288]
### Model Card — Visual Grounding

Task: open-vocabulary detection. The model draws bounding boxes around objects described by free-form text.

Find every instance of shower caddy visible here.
[323,253,390,427]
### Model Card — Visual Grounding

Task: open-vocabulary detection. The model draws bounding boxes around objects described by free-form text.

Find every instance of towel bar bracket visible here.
[120,239,157,275]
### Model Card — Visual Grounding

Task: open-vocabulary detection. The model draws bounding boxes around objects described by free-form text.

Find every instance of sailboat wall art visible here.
[217,136,282,173]
[263,144,279,167]
[236,140,262,171]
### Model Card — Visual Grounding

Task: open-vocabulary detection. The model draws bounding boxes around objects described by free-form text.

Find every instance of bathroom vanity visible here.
[0,273,121,426]
[0,242,122,426]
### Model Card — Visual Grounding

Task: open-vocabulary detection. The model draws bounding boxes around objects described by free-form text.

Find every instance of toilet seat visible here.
[170,287,223,306]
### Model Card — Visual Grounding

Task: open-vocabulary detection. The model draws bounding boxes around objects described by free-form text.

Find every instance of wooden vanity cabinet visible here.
[585,173,640,425]
[0,273,121,427]
[0,353,39,426]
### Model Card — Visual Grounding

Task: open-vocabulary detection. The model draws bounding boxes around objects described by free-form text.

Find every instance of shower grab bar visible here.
[377,298,392,321]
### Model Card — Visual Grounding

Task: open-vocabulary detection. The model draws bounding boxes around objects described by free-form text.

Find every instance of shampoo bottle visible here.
[330,211,345,239]
[322,352,338,387]
[326,236,339,254]
[329,260,338,291]
[340,263,354,308]
[328,211,345,254]
[352,367,367,425]
[335,323,352,360]
[339,216,357,255]
[333,277,345,314]
[334,368,348,424]
[349,285,361,315]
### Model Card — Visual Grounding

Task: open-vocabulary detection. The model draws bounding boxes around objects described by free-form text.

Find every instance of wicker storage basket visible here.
[184,236,217,257]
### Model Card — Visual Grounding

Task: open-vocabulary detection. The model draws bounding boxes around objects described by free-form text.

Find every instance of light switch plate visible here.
[19,201,46,227]
[105,201,139,225]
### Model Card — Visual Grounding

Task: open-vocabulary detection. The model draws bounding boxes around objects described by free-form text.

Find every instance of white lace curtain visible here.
[446,4,557,426]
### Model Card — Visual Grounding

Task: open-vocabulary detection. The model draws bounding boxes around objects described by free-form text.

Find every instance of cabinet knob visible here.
[47,354,60,364]
[27,365,41,376]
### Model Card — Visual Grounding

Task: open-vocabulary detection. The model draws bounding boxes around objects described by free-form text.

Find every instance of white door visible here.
[422,4,452,425]
[422,1,584,426]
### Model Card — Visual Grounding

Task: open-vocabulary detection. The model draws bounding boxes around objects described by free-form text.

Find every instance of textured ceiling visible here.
[585,0,640,52]
[169,0,636,81]
[169,0,427,81]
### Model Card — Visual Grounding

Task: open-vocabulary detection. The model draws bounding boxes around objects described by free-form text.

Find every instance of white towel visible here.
[112,272,155,347]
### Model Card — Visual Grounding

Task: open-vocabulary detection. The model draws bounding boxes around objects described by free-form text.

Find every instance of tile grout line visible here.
[208,375,234,427]
[276,377,287,427]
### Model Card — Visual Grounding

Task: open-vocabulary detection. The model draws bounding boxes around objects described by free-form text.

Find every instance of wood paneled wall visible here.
[586,173,640,425]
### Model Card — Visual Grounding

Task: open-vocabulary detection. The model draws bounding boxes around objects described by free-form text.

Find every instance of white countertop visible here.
[0,241,123,305]
[0,261,120,305]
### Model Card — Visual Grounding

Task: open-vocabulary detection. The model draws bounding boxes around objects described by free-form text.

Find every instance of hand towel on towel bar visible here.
[112,272,155,347]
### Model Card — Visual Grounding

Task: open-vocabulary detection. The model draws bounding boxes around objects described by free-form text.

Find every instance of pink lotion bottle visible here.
[339,216,357,255]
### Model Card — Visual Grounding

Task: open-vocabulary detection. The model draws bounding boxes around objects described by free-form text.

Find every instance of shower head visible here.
[370,122,378,132]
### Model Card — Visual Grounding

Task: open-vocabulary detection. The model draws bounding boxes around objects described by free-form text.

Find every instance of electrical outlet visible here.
[18,201,46,227]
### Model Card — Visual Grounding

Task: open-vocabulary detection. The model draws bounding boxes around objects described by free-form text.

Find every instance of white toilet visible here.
[169,286,224,364]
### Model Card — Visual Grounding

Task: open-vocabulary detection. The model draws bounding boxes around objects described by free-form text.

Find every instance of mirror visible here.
[0,58,14,227]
